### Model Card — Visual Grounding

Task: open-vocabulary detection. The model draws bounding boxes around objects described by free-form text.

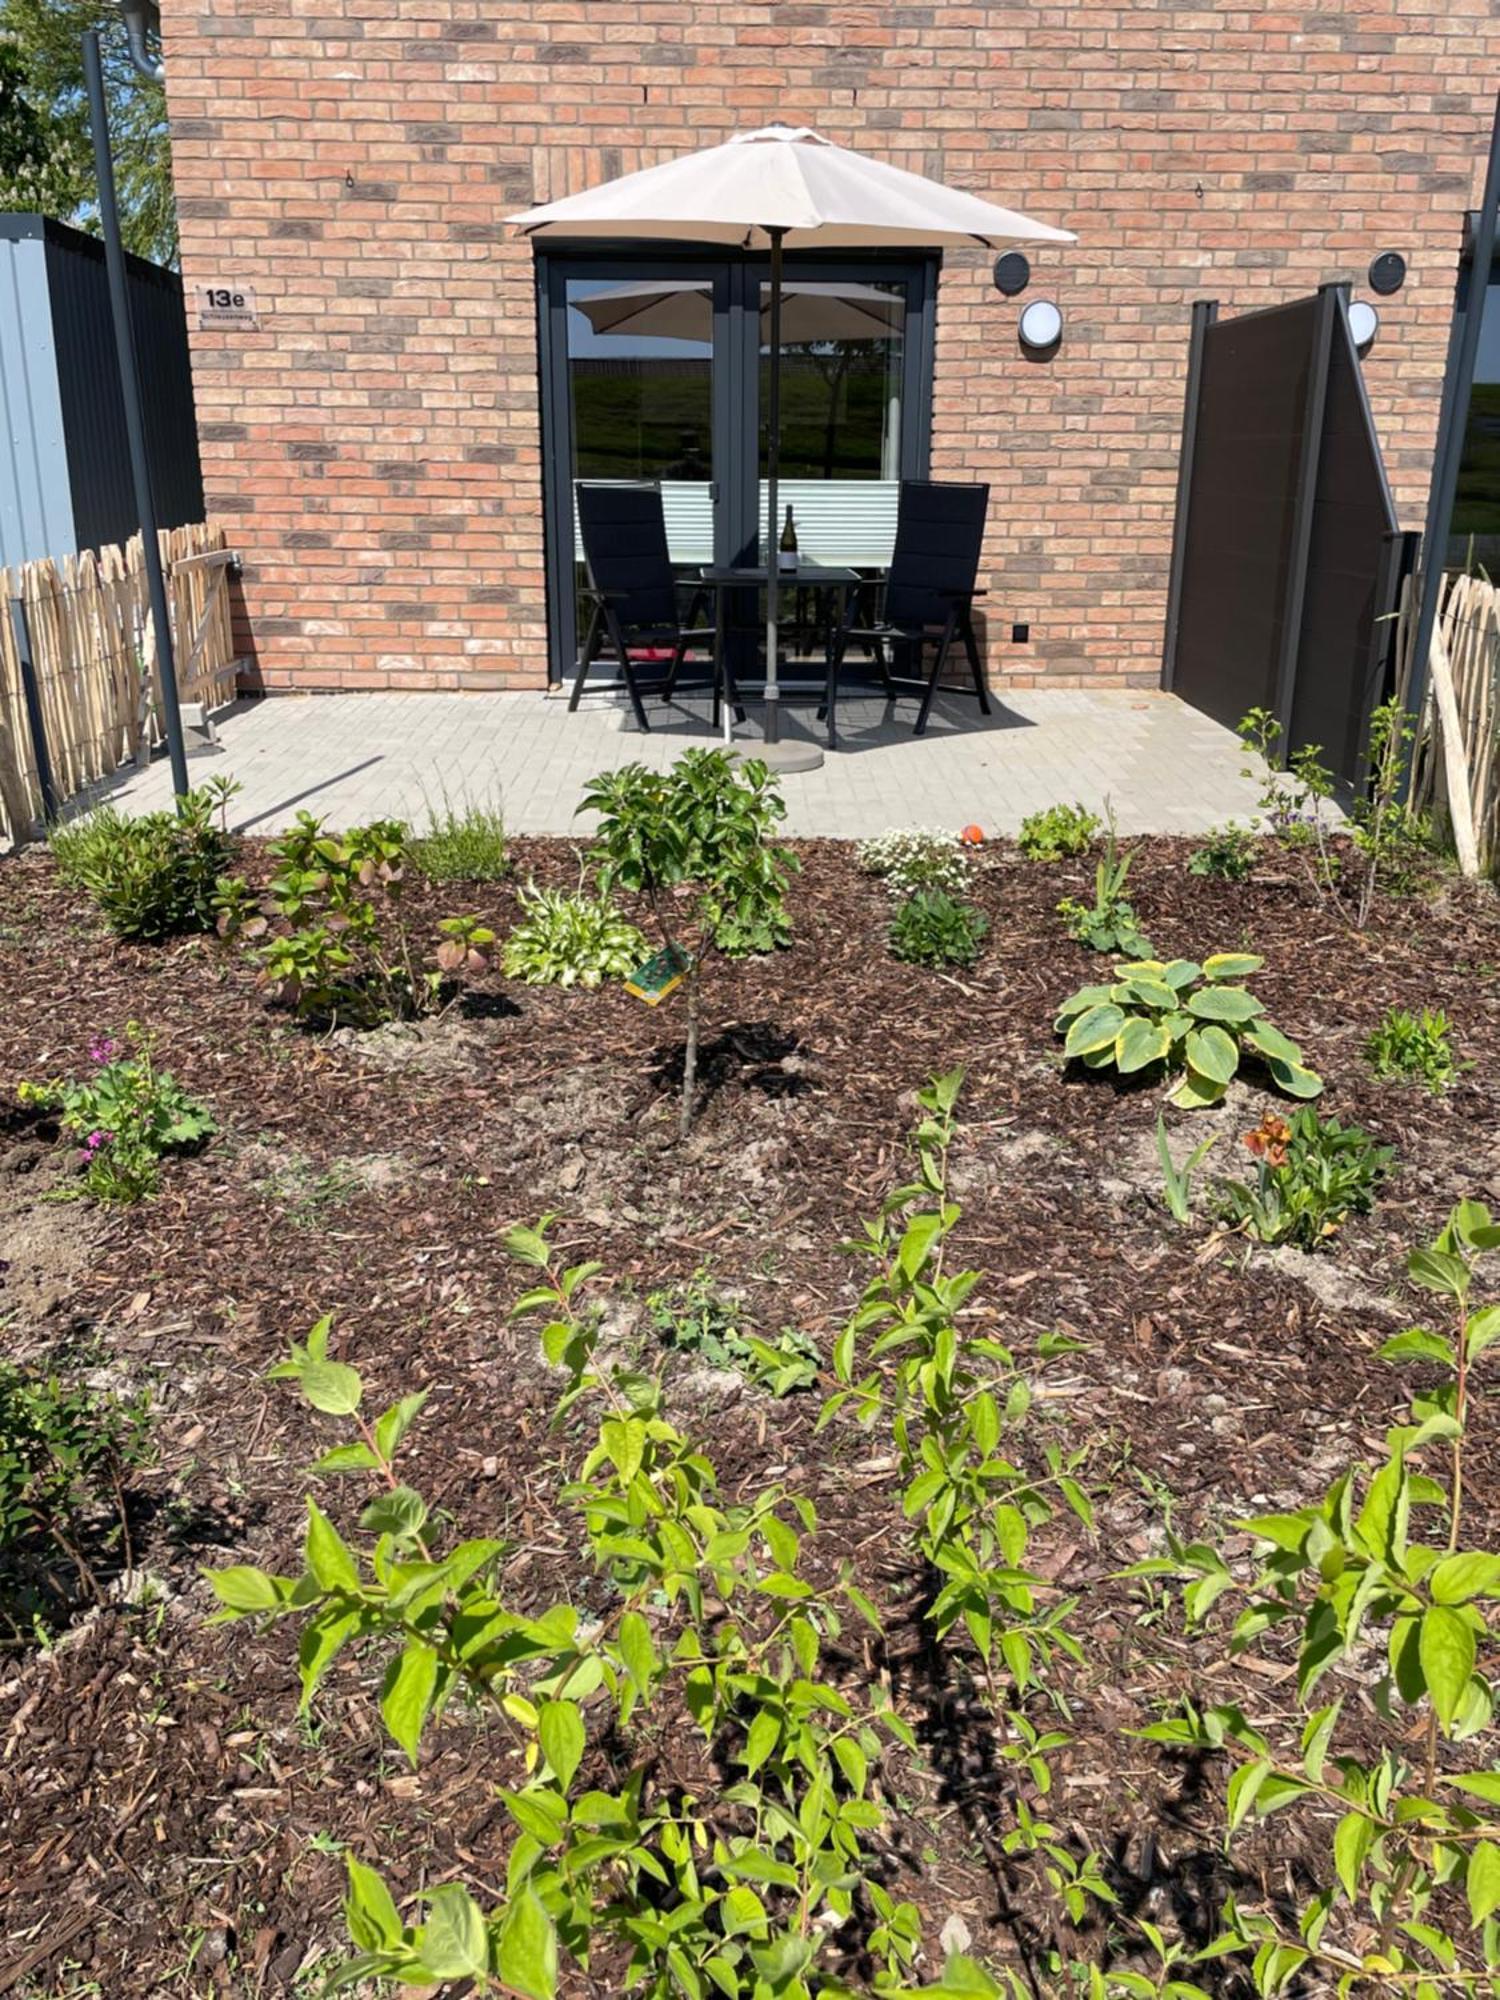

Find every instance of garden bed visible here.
[0,834,1498,1996]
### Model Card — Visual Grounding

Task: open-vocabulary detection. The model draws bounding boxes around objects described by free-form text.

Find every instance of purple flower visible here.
[81,1129,112,1155]
[89,1038,117,1065]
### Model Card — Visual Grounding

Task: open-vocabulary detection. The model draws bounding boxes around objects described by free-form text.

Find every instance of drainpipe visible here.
[118,0,165,84]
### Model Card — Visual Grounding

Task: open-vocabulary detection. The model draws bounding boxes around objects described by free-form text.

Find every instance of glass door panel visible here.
[564,271,719,663]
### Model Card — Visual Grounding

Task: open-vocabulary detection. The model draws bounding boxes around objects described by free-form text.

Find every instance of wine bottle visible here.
[778,503,798,572]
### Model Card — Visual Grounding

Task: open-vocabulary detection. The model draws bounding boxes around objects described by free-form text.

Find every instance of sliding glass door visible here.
[537,251,936,685]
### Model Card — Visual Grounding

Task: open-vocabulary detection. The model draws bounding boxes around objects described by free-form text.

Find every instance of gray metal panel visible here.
[41,216,204,553]
[0,231,75,567]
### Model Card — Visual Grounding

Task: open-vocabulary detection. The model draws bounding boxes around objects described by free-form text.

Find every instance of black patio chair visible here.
[570,483,714,731]
[819,480,991,749]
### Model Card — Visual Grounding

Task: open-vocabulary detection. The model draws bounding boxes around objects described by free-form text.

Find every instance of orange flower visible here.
[1244,1114,1291,1168]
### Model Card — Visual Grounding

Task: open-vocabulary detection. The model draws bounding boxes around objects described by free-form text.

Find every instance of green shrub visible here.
[18,1023,214,1202]
[410,791,509,882]
[0,1361,153,1640]
[50,779,237,941]
[1054,951,1322,1108]
[888,888,988,967]
[1365,1004,1460,1092]
[1135,1201,1500,1989]
[1186,822,1257,882]
[854,825,969,898]
[502,881,646,988]
[216,812,495,1027]
[1212,1106,1393,1249]
[581,750,798,1132]
[1017,801,1100,861]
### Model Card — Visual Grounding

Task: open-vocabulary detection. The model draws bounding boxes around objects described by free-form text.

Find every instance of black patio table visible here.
[697,563,862,732]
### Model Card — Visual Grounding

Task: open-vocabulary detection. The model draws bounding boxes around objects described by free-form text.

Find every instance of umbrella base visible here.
[752,737,824,774]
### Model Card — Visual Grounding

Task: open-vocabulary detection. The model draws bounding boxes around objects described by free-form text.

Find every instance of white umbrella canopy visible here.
[512,126,1074,763]
[511,124,1076,251]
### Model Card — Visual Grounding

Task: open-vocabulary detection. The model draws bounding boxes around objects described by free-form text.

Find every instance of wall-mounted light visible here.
[1348,299,1380,350]
[993,251,1031,296]
[1018,298,1063,351]
[1368,252,1407,297]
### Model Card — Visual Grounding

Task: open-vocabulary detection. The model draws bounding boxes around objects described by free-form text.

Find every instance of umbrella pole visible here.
[757,227,822,772]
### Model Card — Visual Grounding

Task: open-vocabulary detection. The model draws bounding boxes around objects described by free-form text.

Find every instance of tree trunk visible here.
[680,957,702,1138]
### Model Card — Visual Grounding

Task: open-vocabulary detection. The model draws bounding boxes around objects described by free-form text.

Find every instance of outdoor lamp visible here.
[1018,298,1063,350]
[1348,300,1379,350]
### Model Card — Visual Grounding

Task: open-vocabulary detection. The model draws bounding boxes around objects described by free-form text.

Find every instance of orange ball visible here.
[959,824,985,847]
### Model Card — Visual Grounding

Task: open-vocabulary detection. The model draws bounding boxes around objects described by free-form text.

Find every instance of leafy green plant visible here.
[0,1361,153,1643]
[1017,802,1100,862]
[1057,812,1152,955]
[855,827,970,899]
[1132,1201,1500,1992]
[215,812,494,1028]
[501,880,646,989]
[580,751,798,1134]
[410,790,509,882]
[208,1226,917,2000]
[1352,698,1436,922]
[18,1022,214,1202]
[1239,707,1340,892]
[1155,1112,1217,1224]
[887,889,988,969]
[49,779,238,941]
[647,1271,820,1397]
[1187,823,1257,883]
[1212,1107,1393,1250]
[1366,1005,1460,1093]
[1054,952,1323,1108]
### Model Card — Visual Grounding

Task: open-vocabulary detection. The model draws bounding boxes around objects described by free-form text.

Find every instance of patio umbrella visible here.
[512,125,1074,768]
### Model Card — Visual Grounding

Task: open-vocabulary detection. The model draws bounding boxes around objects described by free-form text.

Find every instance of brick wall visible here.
[157,0,1500,693]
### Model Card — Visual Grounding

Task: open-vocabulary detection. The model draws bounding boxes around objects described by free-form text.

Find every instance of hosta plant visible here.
[1213,1108,1393,1250]
[1054,953,1322,1108]
[501,880,646,988]
[1131,1201,1500,1993]
[18,1023,215,1202]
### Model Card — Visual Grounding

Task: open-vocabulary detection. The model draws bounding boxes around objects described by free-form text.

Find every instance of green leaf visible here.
[311,1442,379,1475]
[209,1564,284,1613]
[1168,1068,1227,1110]
[1266,1056,1324,1099]
[359,1485,428,1541]
[1420,1604,1476,1731]
[1446,1773,1500,1806]
[1241,1021,1303,1066]
[1379,1328,1455,1368]
[538,1700,585,1790]
[503,1224,552,1269]
[305,1500,359,1592]
[1468,1840,1500,1926]
[1466,1304,1500,1359]
[1064,1003,1125,1058]
[497,1887,557,2000]
[1430,1552,1500,1605]
[344,1855,404,1953]
[1186,985,1263,1024]
[298,1606,362,1708]
[742,1707,780,1776]
[1202,952,1264,980]
[381,1640,440,1764]
[418,1882,490,1981]
[1185,1023,1238,1086]
[300,1356,363,1416]
[599,1416,645,1485]
[1409,1248,1471,1299]
[617,1610,656,1695]
[1116,1017,1172,1073]
[1333,1811,1375,1900]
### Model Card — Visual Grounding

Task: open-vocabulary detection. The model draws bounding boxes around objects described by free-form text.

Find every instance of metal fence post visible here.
[1271,282,1340,749]
[8,596,59,825]
[1160,297,1218,691]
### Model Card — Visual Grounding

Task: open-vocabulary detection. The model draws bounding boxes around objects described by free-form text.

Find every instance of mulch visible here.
[0,834,1497,1996]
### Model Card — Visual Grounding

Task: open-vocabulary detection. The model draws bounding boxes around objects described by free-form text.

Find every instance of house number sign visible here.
[196,284,259,330]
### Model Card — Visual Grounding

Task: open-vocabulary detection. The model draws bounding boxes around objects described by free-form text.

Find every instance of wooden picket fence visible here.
[0,522,237,845]
[1391,565,1500,876]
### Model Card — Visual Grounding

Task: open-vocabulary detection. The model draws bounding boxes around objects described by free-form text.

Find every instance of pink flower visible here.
[89,1038,117,1065]
[82,1129,112,1155]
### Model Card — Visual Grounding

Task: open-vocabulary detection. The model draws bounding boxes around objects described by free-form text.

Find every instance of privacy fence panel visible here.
[0,521,236,845]
[1162,284,1400,792]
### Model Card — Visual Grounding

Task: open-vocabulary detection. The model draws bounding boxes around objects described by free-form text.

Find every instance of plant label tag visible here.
[625,943,689,1006]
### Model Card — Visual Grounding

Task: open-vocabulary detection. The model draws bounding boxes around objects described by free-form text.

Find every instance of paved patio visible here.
[97,685,1265,838]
